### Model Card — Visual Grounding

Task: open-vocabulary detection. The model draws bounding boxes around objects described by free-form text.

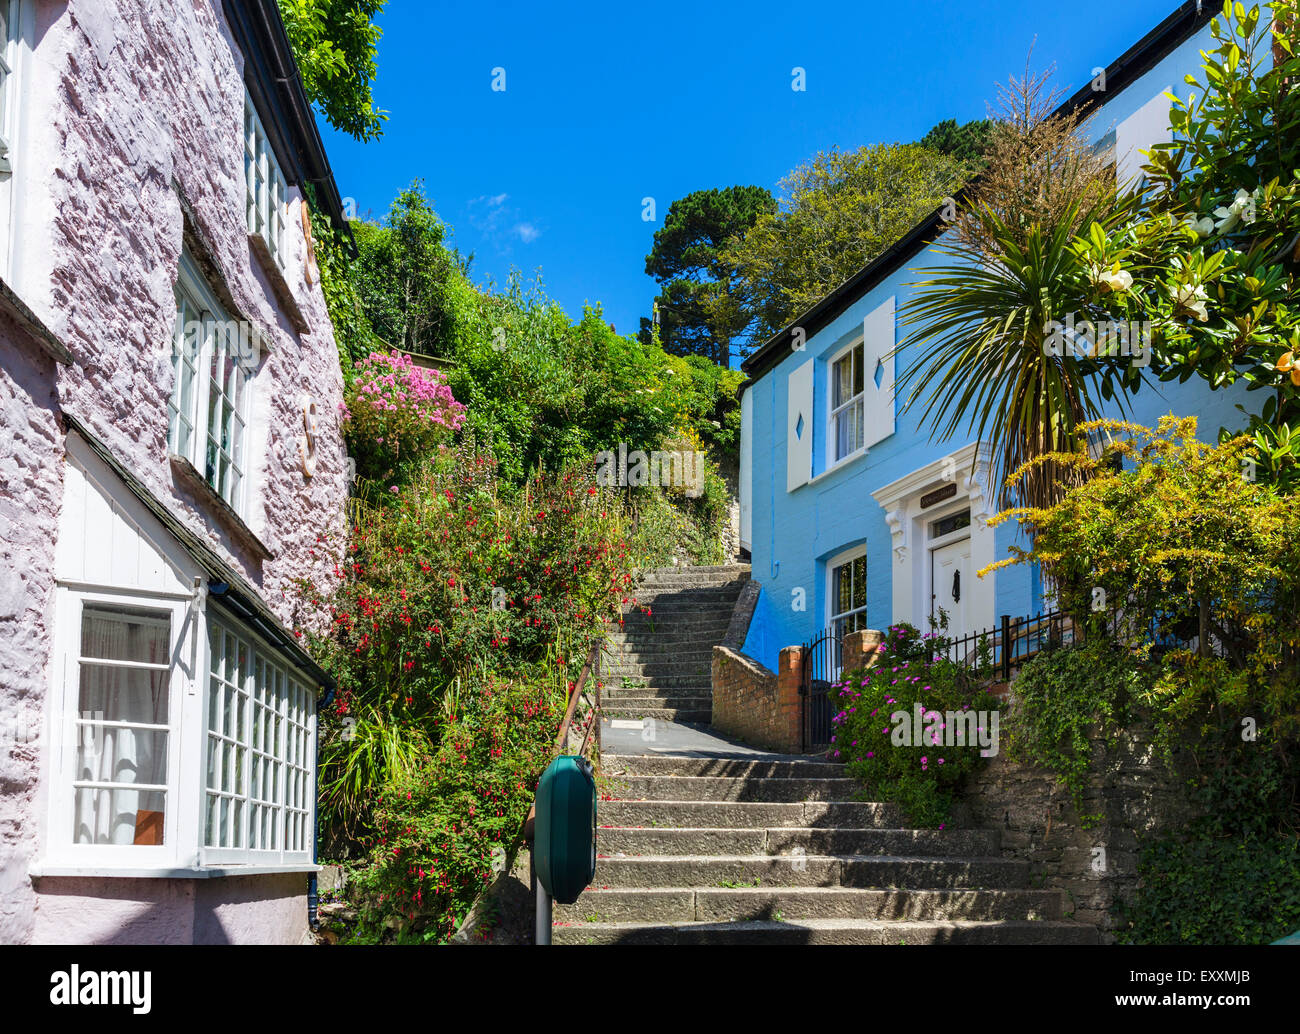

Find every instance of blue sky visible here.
[319,0,1186,346]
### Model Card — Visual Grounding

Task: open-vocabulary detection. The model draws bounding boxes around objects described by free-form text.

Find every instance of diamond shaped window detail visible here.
[874,358,884,390]
[795,413,805,440]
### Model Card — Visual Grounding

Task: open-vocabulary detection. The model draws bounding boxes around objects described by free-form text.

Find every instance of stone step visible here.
[555,886,1065,924]
[637,565,750,582]
[602,645,720,662]
[553,918,1098,946]
[604,675,713,691]
[601,706,712,724]
[589,855,1032,890]
[607,633,732,649]
[598,799,905,829]
[603,755,844,779]
[597,826,1001,857]
[603,659,714,678]
[600,694,712,709]
[608,775,857,802]
[619,612,734,626]
[629,596,747,613]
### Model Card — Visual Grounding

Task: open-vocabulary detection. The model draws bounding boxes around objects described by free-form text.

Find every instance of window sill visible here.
[169,453,274,563]
[808,445,870,487]
[0,275,74,364]
[30,862,319,880]
[248,232,308,334]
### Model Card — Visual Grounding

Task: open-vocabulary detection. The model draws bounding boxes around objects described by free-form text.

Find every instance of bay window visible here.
[72,604,175,848]
[45,586,317,872]
[205,616,314,862]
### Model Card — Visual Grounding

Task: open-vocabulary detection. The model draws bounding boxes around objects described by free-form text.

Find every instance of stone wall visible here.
[23,0,349,622]
[711,646,802,754]
[956,718,1194,942]
[0,318,64,945]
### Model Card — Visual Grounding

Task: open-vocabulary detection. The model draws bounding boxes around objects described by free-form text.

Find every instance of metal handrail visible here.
[523,639,603,843]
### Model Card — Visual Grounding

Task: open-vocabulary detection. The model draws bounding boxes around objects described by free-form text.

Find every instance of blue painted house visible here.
[736,0,1255,672]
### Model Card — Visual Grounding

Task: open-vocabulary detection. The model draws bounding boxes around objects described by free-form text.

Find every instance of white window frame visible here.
[201,613,315,867]
[828,339,866,466]
[169,251,253,516]
[43,585,317,872]
[244,91,287,269]
[826,544,867,678]
[0,0,31,280]
[826,544,868,639]
[46,587,191,870]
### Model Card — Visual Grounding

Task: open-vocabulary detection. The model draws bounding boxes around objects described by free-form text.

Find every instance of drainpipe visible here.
[309,680,335,930]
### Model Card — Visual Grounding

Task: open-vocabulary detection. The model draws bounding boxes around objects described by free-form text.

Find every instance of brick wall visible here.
[711,645,803,753]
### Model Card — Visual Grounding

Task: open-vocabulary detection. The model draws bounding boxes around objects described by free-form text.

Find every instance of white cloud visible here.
[465,193,542,253]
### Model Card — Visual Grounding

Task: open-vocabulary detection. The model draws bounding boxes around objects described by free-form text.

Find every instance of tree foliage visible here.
[919,117,993,168]
[350,184,464,358]
[711,143,969,350]
[640,185,775,364]
[1079,0,1300,488]
[279,0,388,141]
[951,61,1115,257]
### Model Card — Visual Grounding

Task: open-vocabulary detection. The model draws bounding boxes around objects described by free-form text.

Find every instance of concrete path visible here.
[600,716,826,761]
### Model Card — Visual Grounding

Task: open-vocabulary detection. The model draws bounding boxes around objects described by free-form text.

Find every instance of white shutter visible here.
[739,387,753,548]
[862,295,895,448]
[786,358,813,492]
[1116,88,1172,187]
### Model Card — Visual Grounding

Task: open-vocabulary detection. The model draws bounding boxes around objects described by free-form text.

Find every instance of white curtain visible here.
[74,608,170,845]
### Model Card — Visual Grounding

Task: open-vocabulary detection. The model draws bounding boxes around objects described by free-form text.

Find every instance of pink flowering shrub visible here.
[343,351,467,483]
[828,622,1000,827]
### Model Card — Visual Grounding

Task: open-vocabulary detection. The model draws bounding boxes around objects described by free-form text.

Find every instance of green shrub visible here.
[346,672,563,942]
[300,443,638,850]
[1006,639,1143,825]
[830,623,1001,827]
[1116,739,1300,944]
[1116,832,1300,945]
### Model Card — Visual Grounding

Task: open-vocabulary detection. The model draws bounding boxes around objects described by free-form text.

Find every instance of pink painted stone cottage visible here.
[0,0,351,943]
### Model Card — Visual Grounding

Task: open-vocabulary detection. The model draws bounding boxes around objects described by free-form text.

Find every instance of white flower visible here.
[1173,283,1209,322]
[1090,262,1133,292]
[1184,213,1215,237]
[1213,188,1258,234]
[1099,268,1134,292]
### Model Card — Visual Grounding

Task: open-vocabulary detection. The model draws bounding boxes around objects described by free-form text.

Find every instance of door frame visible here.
[871,442,998,635]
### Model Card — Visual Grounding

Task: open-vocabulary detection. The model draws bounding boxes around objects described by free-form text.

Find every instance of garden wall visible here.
[955,717,1195,943]
[710,578,804,753]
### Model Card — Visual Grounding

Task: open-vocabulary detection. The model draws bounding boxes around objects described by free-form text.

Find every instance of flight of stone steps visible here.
[601,565,750,726]
[553,753,1099,945]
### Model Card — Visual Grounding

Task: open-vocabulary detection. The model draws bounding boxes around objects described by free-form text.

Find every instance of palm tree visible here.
[895,192,1145,511]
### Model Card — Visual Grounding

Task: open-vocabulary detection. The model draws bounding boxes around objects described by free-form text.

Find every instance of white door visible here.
[930,536,972,639]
